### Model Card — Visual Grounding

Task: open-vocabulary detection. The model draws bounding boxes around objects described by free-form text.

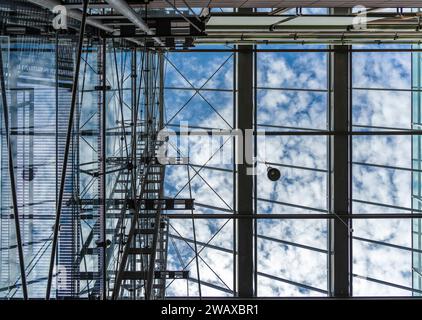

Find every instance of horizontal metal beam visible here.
[63,0,422,8]
[163,213,422,219]
[168,48,422,53]
[3,213,422,220]
[152,129,422,136]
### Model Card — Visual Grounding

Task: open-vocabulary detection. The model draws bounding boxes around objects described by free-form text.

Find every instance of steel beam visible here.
[0,38,28,300]
[168,48,422,53]
[105,0,164,46]
[145,53,161,300]
[329,8,352,298]
[162,213,422,219]
[159,52,164,130]
[46,0,89,300]
[130,51,138,298]
[236,8,255,299]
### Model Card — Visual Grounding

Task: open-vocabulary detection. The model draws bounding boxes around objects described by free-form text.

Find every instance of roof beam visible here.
[59,1,422,9]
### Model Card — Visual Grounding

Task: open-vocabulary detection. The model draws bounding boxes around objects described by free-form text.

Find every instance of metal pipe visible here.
[105,0,164,46]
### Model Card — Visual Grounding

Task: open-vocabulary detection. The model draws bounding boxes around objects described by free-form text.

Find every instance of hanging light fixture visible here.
[267,167,281,181]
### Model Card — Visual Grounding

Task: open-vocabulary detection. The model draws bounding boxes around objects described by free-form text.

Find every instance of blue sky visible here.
[0,16,420,297]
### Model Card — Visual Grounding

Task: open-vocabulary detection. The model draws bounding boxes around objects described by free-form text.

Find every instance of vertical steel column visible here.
[329,7,352,298]
[46,0,89,299]
[0,39,28,300]
[159,52,164,130]
[145,51,156,300]
[131,48,137,167]
[55,34,59,243]
[145,51,150,152]
[130,47,137,299]
[236,8,254,298]
[232,50,237,295]
[101,37,107,300]
[131,48,137,195]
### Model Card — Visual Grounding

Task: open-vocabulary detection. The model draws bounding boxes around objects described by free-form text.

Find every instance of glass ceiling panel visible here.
[352,44,420,296]
[256,45,329,296]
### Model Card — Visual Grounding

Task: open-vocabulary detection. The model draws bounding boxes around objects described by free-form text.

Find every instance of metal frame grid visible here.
[0,1,421,300]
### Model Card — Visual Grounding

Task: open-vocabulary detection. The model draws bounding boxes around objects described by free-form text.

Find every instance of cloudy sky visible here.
[162,39,420,297]
[1,8,421,299]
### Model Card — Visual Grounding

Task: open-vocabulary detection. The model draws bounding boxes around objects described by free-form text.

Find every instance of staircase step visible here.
[121,271,189,280]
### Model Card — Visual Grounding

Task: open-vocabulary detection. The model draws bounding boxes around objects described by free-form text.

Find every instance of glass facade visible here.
[0,36,78,298]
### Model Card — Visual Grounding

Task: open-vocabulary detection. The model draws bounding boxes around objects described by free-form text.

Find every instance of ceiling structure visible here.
[15,0,421,46]
[63,1,422,8]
